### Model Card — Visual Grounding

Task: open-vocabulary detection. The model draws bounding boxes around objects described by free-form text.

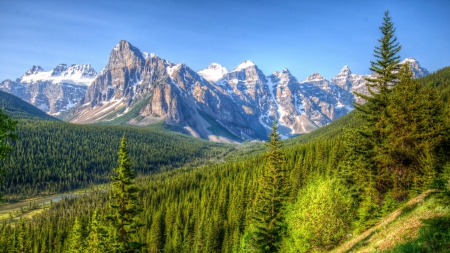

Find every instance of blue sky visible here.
[0,0,449,81]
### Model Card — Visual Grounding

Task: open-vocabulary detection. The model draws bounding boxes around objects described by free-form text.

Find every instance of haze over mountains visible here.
[0,40,429,142]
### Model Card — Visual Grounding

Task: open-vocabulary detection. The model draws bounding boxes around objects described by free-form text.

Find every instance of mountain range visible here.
[0,40,429,142]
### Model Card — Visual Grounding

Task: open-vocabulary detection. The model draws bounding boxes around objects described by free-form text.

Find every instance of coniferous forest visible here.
[1,11,450,253]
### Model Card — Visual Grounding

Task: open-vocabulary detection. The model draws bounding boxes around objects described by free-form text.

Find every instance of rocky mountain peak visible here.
[305,72,324,81]
[340,66,351,75]
[108,40,145,69]
[282,68,291,74]
[232,60,256,72]
[24,65,44,76]
[273,68,292,79]
[51,64,68,76]
[49,64,97,79]
[197,63,229,82]
[401,57,429,78]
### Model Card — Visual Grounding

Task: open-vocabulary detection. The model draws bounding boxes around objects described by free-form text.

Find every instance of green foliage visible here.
[283,178,354,253]
[66,217,84,253]
[382,64,447,195]
[246,123,290,252]
[343,11,450,231]
[365,10,402,91]
[0,108,17,201]
[419,66,450,105]
[0,125,345,252]
[85,209,108,253]
[108,135,144,252]
[1,120,232,200]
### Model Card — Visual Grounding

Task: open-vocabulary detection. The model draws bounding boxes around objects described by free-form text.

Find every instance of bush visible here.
[283,178,354,252]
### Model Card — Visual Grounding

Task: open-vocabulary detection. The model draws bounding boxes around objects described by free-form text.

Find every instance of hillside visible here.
[332,190,450,253]
[0,120,233,201]
[419,66,450,104]
[1,65,449,251]
[0,90,58,121]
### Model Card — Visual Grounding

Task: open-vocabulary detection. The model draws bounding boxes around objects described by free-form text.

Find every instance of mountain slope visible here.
[0,90,58,121]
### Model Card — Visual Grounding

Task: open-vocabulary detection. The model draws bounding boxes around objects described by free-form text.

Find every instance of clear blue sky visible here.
[0,0,449,81]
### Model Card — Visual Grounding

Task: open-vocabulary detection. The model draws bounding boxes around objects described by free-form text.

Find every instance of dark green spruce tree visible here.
[108,135,144,252]
[245,122,289,252]
[383,64,447,196]
[345,10,402,228]
[66,217,85,253]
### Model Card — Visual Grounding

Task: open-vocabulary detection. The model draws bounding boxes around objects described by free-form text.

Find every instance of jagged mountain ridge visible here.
[0,40,429,142]
[68,40,263,142]
[0,64,97,114]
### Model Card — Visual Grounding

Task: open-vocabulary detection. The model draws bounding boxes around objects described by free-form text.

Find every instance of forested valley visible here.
[1,11,450,253]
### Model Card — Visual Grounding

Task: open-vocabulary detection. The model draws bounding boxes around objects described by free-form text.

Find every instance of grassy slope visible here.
[332,190,450,253]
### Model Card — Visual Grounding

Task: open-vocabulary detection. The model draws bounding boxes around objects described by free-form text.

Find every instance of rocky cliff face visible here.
[69,40,264,142]
[0,64,97,114]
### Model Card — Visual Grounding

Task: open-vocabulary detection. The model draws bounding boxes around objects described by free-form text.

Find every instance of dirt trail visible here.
[331,190,435,253]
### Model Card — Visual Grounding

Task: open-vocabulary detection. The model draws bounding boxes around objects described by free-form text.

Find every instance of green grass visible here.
[385,216,450,253]
[332,190,450,253]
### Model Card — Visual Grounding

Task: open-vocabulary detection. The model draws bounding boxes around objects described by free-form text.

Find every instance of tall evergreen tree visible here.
[108,135,143,252]
[383,64,446,196]
[345,10,402,226]
[85,209,108,253]
[66,217,85,253]
[246,122,289,252]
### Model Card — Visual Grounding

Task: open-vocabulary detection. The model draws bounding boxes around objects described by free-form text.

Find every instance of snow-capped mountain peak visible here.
[233,60,256,72]
[21,64,98,86]
[333,66,352,80]
[24,66,44,76]
[141,52,158,59]
[51,64,97,78]
[282,68,291,74]
[197,63,229,82]
[341,65,351,74]
[401,57,429,78]
[402,57,417,63]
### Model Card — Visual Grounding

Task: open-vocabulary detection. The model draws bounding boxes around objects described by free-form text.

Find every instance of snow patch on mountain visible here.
[197,63,229,82]
[232,60,255,72]
[21,64,97,86]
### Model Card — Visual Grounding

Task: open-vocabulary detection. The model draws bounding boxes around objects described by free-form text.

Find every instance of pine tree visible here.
[246,122,289,252]
[66,217,85,253]
[108,134,144,252]
[345,10,402,227]
[85,209,108,253]
[383,64,446,196]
